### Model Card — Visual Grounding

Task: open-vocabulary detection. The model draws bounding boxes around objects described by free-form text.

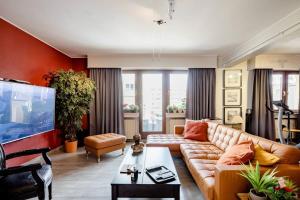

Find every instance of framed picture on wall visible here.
[223,70,242,88]
[223,88,242,106]
[224,107,242,124]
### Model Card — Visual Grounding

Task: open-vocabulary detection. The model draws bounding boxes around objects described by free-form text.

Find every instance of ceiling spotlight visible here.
[153,19,167,26]
[168,0,175,20]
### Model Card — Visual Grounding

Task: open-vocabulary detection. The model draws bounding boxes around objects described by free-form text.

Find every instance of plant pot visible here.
[64,140,78,153]
[124,113,139,118]
[166,112,186,118]
[291,193,298,199]
[249,189,267,200]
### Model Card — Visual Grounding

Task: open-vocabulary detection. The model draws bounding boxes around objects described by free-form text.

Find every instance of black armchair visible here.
[0,144,53,200]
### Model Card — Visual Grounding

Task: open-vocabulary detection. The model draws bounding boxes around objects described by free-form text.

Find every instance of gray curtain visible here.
[248,69,275,140]
[89,68,124,135]
[186,68,216,120]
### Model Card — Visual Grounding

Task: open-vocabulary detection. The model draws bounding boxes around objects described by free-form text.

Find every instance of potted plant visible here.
[166,105,186,118]
[239,162,278,200]
[123,104,139,118]
[267,177,298,200]
[124,104,139,113]
[45,70,95,153]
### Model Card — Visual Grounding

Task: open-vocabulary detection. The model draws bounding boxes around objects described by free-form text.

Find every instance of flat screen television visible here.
[0,81,55,144]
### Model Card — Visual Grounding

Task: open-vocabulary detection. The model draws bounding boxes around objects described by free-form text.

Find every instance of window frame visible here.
[122,70,187,135]
[272,70,299,111]
[122,71,137,105]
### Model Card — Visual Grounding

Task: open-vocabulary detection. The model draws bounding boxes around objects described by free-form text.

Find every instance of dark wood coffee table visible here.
[111,147,180,200]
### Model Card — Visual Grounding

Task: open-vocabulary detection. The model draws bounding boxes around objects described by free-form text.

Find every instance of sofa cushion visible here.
[211,125,242,151]
[253,144,280,166]
[238,132,300,164]
[146,134,211,152]
[180,144,224,160]
[217,140,255,165]
[187,159,217,200]
[183,121,208,141]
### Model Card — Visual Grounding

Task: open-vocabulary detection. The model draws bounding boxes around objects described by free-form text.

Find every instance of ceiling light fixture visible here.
[168,0,175,20]
[153,19,167,26]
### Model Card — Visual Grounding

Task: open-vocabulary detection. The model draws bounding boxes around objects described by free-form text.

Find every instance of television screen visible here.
[0,81,55,144]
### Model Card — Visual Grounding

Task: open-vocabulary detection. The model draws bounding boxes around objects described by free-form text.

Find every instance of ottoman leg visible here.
[85,150,89,159]
[122,148,124,155]
[97,157,101,163]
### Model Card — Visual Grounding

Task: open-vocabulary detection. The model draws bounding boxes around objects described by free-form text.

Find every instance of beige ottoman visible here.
[84,133,126,162]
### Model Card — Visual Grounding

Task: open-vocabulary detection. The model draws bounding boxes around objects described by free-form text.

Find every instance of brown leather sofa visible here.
[146,122,300,200]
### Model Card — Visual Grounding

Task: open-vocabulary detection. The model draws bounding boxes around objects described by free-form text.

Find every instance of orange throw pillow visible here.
[217,140,255,165]
[183,121,208,141]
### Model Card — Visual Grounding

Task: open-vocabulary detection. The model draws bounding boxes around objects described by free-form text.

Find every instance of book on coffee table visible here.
[146,165,176,183]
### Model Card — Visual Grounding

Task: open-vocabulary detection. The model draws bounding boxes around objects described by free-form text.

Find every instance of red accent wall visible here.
[72,58,89,130]
[0,19,88,166]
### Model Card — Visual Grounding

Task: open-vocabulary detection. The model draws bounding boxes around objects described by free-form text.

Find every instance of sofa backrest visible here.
[206,122,219,141]
[210,125,242,151]
[205,122,300,164]
[238,132,300,164]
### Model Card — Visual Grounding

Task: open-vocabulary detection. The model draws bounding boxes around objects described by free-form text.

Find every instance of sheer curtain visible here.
[89,68,124,135]
[186,68,216,120]
[248,69,275,140]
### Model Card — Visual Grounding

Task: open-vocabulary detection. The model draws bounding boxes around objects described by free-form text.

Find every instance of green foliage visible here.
[123,104,139,113]
[45,70,95,141]
[166,105,185,113]
[239,162,278,195]
[267,178,298,200]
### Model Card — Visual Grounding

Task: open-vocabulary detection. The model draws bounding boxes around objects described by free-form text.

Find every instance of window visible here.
[272,72,299,110]
[272,74,283,101]
[122,73,135,105]
[169,73,187,108]
[142,73,163,132]
[287,74,299,110]
[122,70,188,133]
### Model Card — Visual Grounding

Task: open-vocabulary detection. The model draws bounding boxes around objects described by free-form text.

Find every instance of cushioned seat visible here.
[180,143,223,160]
[146,121,300,200]
[84,133,126,149]
[84,133,126,162]
[0,144,53,200]
[187,159,217,200]
[0,164,52,199]
[146,134,211,155]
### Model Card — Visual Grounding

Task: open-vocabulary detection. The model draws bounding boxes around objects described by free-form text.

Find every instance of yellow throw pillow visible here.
[253,144,280,166]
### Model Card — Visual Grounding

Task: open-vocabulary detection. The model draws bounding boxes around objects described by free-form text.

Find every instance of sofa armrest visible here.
[214,164,300,200]
[174,125,185,135]
[214,165,252,200]
[275,164,300,187]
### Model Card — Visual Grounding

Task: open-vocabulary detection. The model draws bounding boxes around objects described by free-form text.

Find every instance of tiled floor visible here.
[33,145,203,200]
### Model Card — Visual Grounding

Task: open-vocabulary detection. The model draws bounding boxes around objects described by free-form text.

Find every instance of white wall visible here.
[249,54,300,70]
[216,62,249,130]
[88,54,217,69]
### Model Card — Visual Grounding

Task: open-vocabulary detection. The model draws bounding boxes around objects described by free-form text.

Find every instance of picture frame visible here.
[223,70,242,88]
[223,107,242,124]
[223,88,242,106]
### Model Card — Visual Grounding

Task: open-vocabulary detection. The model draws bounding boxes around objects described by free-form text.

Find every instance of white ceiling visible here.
[1,0,300,58]
[263,29,300,54]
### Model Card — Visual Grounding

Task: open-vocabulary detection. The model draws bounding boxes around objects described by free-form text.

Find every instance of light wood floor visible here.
[33,145,204,200]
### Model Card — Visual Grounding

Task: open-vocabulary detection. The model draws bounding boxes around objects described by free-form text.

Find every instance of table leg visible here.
[111,185,118,200]
[174,187,180,200]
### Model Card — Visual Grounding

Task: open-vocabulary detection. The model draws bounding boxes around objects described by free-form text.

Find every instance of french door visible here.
[141,73,164,133]
[122,70,187,135]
